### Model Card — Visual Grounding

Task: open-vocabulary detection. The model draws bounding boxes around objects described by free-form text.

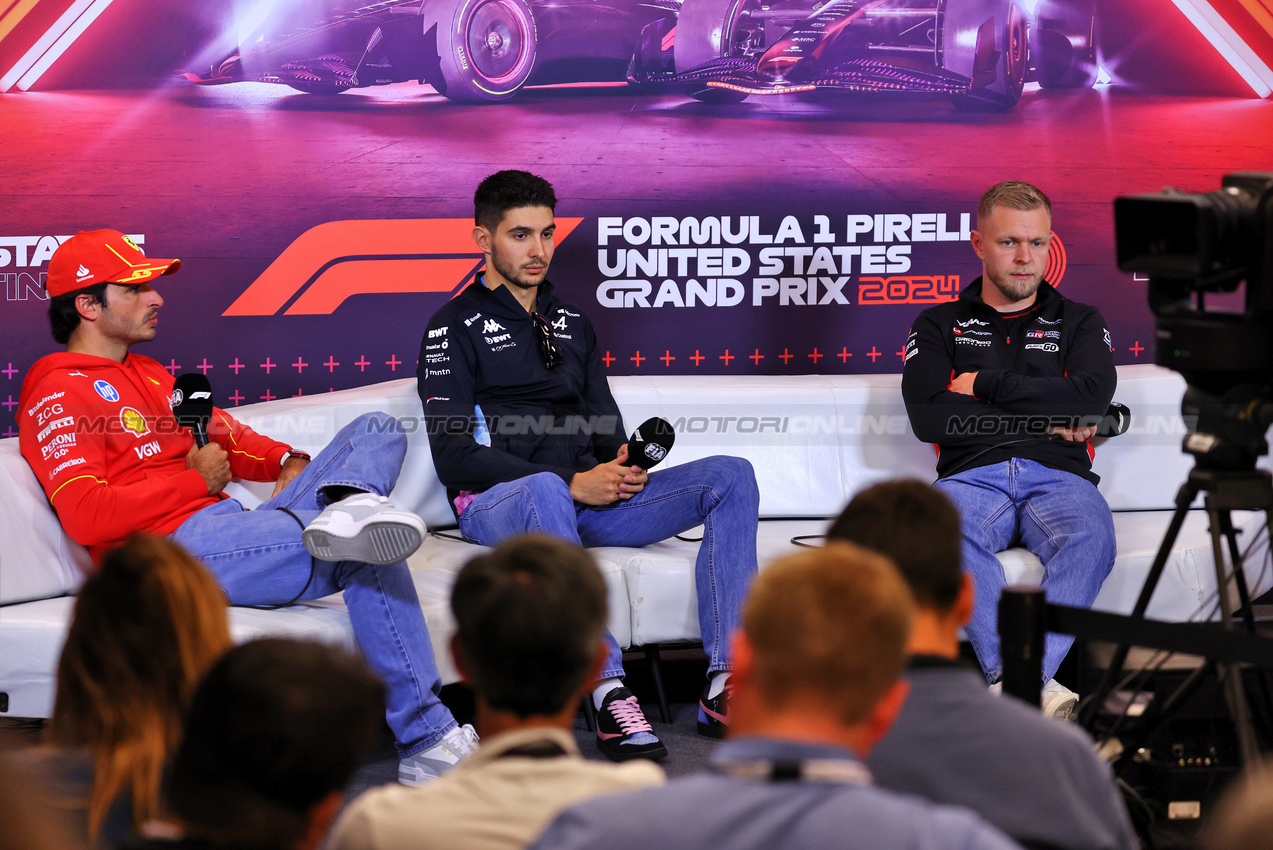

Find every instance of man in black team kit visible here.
[901,180,1118,719]
[418,171,760,761]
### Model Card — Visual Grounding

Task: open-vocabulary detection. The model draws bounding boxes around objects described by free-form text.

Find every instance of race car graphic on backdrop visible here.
[182,0,1097,106]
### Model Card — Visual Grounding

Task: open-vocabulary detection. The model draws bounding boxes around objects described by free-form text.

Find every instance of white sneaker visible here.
[398,723,479,785]
[302,493,424,565]
[1041,679,1079,721]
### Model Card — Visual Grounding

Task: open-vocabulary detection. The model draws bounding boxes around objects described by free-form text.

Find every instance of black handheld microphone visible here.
[172,373,215,448]
[626,417,675,470]
[1097,402,1132,438]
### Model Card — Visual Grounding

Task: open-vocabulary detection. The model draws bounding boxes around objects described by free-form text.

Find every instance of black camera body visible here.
[1114,172,1273,470]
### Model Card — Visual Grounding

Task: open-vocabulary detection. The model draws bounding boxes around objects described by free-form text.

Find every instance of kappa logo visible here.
[482,319,505,335]
[221,219,582,316]
[94,380,120,402]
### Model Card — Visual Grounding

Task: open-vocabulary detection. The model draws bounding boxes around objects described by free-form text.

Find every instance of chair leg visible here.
[644,644,672,723]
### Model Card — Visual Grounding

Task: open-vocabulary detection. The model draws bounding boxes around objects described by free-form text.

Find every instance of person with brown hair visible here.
[829,479,1137,850]
[16,535,232,844]
[530,544,1019,850]
[122,639,386,850]
[330,535,663,850]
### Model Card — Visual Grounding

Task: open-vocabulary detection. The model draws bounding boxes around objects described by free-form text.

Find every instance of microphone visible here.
[1097,402,1132,438]
[626,417,675,470]
[172,373,215,448]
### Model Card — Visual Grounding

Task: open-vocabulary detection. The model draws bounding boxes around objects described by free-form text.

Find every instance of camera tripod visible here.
[1078,466,1273,766]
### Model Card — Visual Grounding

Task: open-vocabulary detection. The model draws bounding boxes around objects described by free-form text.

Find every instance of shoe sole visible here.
[398,766,440,786]
[303,521,423,565]
[696,719,727,739]
[598,739,668,762]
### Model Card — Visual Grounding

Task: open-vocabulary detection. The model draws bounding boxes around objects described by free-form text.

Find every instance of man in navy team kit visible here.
[417,170,760,761]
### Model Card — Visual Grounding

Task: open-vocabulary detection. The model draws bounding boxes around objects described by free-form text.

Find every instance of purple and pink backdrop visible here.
[2,0,1273,438]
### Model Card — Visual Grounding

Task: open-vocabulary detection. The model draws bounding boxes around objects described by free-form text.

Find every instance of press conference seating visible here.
[2,364,1268,718]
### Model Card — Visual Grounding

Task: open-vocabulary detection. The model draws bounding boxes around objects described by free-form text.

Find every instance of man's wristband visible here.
[282,449,312,464]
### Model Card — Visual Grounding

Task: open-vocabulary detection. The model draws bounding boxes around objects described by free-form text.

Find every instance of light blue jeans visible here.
[457,456,760,680]
[935,459,1116,683]
[172,413,453,758]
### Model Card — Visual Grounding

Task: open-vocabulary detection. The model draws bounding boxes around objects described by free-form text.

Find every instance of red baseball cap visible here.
[46,229,181,297]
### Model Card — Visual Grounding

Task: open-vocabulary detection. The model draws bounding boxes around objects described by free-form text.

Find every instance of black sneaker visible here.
[697,677,733,739]
[596,687,667,762]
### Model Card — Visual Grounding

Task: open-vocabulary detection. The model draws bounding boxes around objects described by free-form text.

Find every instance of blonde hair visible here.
[48,535,232,838]
[978,180,1052,225]
[743,542,915,725]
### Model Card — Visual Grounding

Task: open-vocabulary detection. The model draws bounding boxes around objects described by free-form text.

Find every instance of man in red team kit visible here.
[20,229,476,785]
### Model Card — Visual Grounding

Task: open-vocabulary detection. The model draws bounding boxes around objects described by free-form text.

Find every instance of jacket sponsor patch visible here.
[41,432,77,460]
[36,416,74,442]
[94,380,120,402]
[955,337,991,347]
[1025,342,1060,352]
[48,456,87,479]
[26,390,65,418]
[1026,330,1060,339]
[120,407,151,438]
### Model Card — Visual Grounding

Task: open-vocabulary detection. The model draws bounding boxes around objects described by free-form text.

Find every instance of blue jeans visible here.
[457,457,760,680]
[172,413,453,758]
[935,459,1116,683]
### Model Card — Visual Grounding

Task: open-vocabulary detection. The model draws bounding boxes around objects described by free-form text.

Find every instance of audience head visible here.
[165,638,385,850]
[0,750,86,850]
[827,479,964,611]
[1203,760,1273,850]
[733,543,915,743]
[49,535,232,837]
[451,534,608,719]
[474,170,557,232]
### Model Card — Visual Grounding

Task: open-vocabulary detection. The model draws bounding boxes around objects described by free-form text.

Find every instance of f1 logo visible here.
[223,218,583,316]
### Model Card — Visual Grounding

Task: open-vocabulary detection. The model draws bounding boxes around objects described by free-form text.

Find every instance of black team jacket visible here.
[417,278,627,510]
[900,278,1117,484]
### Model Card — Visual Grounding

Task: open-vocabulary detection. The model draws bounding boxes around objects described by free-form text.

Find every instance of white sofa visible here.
[2,365,1268,719]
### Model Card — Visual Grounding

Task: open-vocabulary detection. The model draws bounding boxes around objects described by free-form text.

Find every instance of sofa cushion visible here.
[0,595,357,718]
[0,441,90,605]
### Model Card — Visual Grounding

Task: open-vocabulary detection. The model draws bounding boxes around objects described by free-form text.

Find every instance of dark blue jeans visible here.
[936,459,1117,683]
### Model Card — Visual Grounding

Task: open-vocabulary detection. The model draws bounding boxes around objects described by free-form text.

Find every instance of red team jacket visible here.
[19,352,289,564]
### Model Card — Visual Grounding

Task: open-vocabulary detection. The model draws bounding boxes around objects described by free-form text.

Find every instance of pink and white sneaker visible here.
[596,687,667,762]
